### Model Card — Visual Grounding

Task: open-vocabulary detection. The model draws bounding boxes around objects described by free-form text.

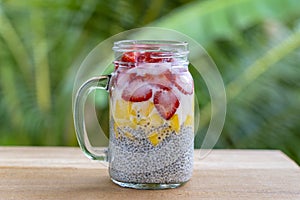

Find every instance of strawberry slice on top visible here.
[153,89,180,120]
[121,52,139,63]
[121,52,173,64]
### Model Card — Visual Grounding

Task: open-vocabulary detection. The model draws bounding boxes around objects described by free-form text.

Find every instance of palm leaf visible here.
[152,0,300,46]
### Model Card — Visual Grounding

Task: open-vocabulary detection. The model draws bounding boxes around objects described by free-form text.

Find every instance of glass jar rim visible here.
[113,40,188,52]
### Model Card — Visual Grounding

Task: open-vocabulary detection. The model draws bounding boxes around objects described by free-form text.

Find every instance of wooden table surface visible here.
[0,147,299,199]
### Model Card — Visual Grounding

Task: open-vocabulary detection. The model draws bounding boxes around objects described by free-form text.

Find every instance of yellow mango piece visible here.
[125,101,155,128]
[131,101,154,118]
[148,125,176,146]
[114,100,132,120]
[128,121,137,129]
[147,132,160,146]
[131,117,138,125]
[114,118,137,130]
[141,101,154,117]
[131,114,149,127]
[170,114,180,133]
[114,122,136,140]
[184,115,193,126]
[130,108,137,116]
[137,118,149,126]
[149,113,164,126]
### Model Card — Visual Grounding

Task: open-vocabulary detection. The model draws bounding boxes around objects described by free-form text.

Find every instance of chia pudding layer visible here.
[108,120,194,184]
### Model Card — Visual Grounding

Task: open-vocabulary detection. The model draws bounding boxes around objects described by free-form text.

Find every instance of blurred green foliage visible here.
[0,0,299,164]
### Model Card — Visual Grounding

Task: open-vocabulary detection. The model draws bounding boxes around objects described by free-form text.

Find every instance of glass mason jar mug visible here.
[73,40,194,189]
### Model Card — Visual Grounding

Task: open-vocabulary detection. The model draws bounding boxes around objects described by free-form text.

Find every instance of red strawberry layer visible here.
[121,52,173,63]
[121,52,139,63]
[114,51,193,120]
[120,70,173,103]
[121,76,153,102]
[153,89,180,120]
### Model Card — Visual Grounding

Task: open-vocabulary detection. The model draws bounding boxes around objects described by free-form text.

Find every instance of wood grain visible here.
[0,147,299,200]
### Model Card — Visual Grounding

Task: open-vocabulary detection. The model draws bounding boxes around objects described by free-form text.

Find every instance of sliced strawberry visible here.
[153,90,180,120]
[120,52,173,64]
[147,69,173,90]
[122,85,152,102]
[121,52,139,63]
[122,76,153,102]
[174,73,194,95]
[138,52,162,63]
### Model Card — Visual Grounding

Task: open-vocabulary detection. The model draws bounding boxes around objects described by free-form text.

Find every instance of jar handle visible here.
[73,75,110,161]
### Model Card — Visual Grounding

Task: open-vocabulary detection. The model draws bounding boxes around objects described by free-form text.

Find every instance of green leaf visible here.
[152,0,300,46]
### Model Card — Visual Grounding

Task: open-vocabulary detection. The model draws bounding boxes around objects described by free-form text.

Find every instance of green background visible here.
[0,0,299,164]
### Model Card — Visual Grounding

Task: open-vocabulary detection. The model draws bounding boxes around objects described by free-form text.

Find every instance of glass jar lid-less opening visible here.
[112,40,189,61]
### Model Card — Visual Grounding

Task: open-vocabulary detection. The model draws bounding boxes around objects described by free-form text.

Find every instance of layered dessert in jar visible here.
[108,43,194,186]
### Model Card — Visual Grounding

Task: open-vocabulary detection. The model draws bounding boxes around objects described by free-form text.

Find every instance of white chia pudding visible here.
[108,120,194,184]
